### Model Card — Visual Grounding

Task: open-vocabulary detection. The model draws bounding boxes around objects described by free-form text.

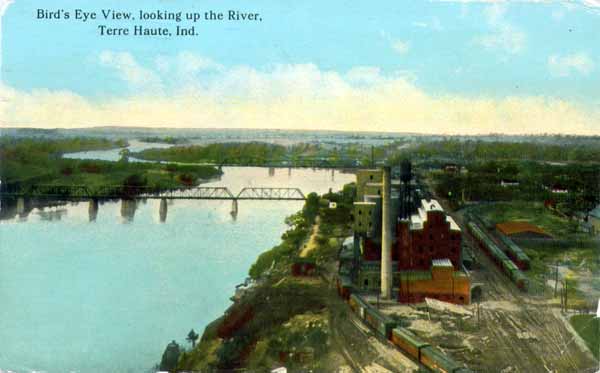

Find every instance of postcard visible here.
[0,1,599,372]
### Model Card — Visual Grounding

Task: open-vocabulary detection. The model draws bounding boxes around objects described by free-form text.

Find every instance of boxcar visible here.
[497,233,531,270]
[337,275,354,300]
[391,328,430,361]
[420,346,463,373]
[364,306,397,339]
[349,294,370,320]
[469,221,528,292]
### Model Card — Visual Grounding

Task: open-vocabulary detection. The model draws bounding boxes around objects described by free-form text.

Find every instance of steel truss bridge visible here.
[0,184,306,201]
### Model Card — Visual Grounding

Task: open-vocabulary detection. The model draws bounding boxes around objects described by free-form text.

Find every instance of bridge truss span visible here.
[0,184,306,201]
[236,187,306,201]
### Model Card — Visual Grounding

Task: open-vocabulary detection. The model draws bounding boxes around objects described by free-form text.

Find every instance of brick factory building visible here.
[347,166,471,305]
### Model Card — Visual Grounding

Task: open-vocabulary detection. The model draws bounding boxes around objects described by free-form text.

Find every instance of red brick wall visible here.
[395,211,461,270]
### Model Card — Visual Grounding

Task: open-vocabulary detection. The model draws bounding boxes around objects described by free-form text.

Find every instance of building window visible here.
[370,175,373,180]
[429,246,434,253]
[419,259,424,266]
[364,279,369,286]
[451,248,456,254]
[418,246,424,254]
[429,234,433,240]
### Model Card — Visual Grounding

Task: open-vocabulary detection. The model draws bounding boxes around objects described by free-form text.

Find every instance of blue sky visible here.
[1,0,599,134]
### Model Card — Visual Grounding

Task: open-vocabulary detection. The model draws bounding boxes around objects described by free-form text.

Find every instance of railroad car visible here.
[336,275,354,300]
[364,306,397,339]
[348,294,370,320]
[391,328,429,361]
[420,345,464,373]
[468,222,528,292]
[497,233,531,270]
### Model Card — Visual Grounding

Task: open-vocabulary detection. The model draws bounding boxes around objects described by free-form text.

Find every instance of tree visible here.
[159,340,181,372]
[186,329,199,348]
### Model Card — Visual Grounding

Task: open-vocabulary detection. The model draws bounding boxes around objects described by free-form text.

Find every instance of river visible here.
[0,144,355,373]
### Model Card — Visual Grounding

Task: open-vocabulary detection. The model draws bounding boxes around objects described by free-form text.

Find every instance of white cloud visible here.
[548,52,595,76]
[0,0,13,16]
[1,52,599,135]
[473,4,526,54]
[475,24,526,54]
[392,40,410,54]
[99,51,163,93]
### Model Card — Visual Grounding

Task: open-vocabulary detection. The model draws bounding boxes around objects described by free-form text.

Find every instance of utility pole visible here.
[564,280,568,313]
[554,261,559,297]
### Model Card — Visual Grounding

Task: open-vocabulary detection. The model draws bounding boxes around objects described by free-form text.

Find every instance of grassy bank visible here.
[570,315,599,359]
[0,137,222,193]
[465,201,598,310]
[166,185,356,372]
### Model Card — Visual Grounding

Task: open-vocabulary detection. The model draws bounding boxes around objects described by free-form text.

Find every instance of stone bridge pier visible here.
[159,198,168,222]
[88,199,99,222]
[230,199,239,220]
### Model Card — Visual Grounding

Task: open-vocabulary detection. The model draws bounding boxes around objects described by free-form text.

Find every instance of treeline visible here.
[133,142,288,164]
[139,136,188,144]
[434,161,599,213]
[395,139,600,163]
[0,137,128,184]
[0,137,221,191]
[134,142,376,168]
[0,137,127,159]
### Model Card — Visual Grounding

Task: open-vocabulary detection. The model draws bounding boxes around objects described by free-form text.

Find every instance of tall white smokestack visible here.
[381,166,392,299]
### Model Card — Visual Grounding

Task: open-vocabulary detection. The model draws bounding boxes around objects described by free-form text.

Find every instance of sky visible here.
[0,0,599,134]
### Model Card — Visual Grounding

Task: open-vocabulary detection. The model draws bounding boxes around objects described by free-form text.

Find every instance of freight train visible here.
[495,233,531,270]
[467,222,528,291]
[346,293,474,373]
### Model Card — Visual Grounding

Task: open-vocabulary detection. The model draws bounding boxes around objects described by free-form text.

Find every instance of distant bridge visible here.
[0,184,306,201]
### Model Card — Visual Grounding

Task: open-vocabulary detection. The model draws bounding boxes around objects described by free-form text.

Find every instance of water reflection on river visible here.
[0,167,354,373]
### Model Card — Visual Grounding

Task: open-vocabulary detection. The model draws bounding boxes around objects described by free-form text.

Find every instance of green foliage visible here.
[133,142,288,165]
[216,336,251,369]
[303,192,320,224]
[248,191,334,279]
[248,242,296,279]
[140,136,187,144]
[0,137,222,194]
[186,329,200,348]
[159,340,181,372]
[394,139,600,163]
[431,160,599,211]
[570,315,599,359]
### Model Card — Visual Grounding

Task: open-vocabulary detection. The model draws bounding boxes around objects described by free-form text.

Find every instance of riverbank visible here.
[162,185,363,372]
[0,137,223,198]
